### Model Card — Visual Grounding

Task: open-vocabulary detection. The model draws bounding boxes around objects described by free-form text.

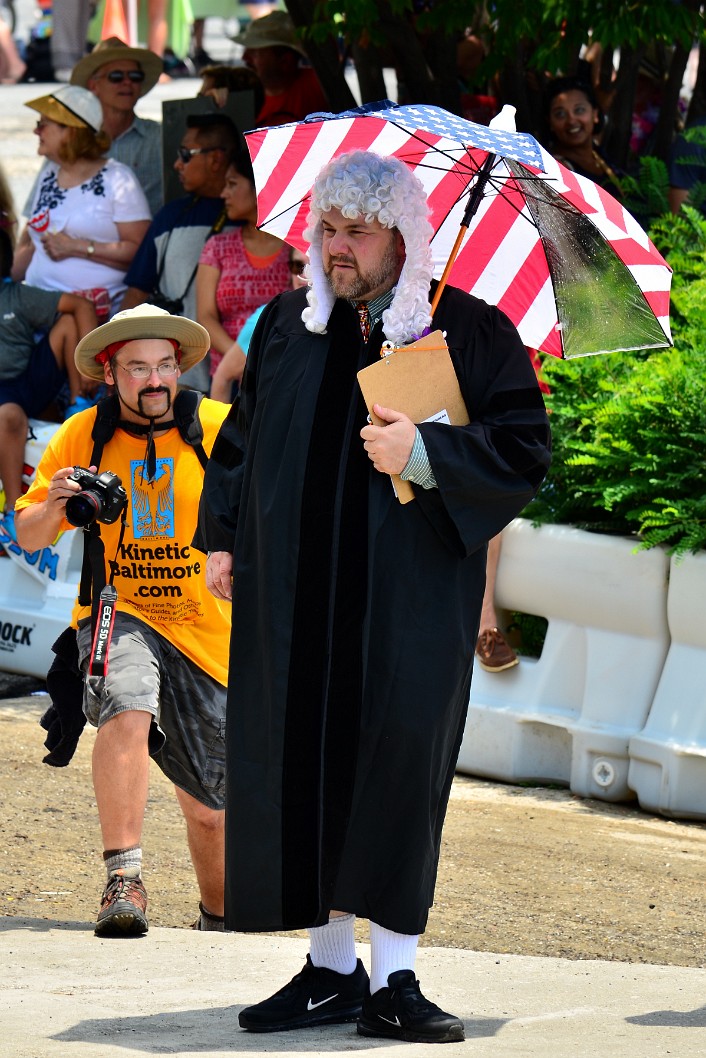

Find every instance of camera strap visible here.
[89,585,118,677]
[86,510,128,676]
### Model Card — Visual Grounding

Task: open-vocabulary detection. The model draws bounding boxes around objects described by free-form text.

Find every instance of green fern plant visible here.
[619,155,670,222]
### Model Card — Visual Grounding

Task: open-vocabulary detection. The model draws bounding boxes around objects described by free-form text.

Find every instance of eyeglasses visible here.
[176,145,225,164]
[99,69,146,84]
[35,119,67,131]
[288,259,307,276]
[114,362,179,380]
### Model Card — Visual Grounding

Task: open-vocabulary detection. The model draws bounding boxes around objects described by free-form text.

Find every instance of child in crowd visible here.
[0,229,97,534]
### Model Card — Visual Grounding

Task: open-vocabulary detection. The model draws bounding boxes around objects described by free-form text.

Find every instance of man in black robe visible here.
[197,150,551,1044]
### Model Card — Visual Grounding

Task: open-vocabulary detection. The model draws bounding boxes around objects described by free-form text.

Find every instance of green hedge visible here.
[525,205,706,556]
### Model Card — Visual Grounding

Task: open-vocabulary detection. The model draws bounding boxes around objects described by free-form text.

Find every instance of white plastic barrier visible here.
[457,519,671,802]
[628,550,706,819]
[0,419,81,678]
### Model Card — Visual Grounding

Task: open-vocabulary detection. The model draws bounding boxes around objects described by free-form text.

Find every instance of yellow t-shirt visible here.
[16,398,231,686]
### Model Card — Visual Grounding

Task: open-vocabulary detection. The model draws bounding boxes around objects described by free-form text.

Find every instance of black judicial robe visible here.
[197,282,551,936]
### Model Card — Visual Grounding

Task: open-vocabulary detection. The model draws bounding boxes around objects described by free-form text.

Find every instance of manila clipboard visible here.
[357,330,470,504]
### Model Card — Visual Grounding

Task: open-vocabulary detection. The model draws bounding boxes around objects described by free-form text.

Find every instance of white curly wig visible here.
[301,150,434,346]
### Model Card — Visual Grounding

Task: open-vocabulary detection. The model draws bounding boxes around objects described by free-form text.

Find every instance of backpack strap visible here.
[172,388,208,471]
[90,394,121,452]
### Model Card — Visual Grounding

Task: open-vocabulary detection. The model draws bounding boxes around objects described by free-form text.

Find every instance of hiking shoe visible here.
[357,970,464,1043]
[238,954,369,1032]
[475,627,519,672]
[95,870,148,937]
[191,902,226,932]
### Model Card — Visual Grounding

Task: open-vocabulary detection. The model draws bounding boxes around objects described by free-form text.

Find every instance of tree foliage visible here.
[286,0,706,165]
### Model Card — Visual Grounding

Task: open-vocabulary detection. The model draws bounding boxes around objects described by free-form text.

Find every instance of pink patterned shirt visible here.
[199,228,291,374]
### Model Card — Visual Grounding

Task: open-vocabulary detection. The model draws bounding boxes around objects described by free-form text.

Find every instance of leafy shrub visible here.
[525,205,706,555]
[619,155,670,224]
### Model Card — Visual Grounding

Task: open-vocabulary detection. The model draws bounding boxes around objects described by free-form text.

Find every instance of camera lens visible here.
[65,491,102,527]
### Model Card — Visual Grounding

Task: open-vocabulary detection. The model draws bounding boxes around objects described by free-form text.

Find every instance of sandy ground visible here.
[3,694,706,966]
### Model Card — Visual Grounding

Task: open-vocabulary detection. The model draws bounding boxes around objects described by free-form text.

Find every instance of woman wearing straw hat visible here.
[12,85,151,340]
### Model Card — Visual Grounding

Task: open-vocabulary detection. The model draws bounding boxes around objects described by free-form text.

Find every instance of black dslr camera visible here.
[65,468,128,528]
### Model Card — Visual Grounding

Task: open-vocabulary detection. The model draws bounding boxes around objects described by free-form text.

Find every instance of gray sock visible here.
[103,845,142,880]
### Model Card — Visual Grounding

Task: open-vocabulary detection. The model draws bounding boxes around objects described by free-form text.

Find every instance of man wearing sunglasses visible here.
[71,37,164,217]
[121,114,238,393]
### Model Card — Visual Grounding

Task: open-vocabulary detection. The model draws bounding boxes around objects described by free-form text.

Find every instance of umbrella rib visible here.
[255,193,312,231]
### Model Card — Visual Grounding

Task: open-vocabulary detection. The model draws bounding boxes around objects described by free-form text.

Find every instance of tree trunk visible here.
[425,27,463,115]
[687,41,706,124]
[350,37,389,104]
[284,0,358,112]
[652,40,689,162]
[498,47,534,134]
[603,45,644,168]
[375,1,440,105]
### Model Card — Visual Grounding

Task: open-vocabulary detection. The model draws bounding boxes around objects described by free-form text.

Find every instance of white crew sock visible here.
[369,921,419,994]
[307,913,358,974]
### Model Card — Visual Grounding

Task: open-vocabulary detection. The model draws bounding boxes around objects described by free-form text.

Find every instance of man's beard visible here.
[324,238,401,300]
[137,386,172,419]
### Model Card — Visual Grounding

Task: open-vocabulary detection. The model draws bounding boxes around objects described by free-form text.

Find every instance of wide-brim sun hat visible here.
[71,36,163,96]
[25,84,103,132]
[75,304,211,381]
[233,10,308,57]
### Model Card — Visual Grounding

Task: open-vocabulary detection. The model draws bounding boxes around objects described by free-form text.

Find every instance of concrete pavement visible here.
[3,919,706,1057]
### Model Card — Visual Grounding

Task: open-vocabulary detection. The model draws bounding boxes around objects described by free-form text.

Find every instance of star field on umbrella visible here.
[370,104,545,169]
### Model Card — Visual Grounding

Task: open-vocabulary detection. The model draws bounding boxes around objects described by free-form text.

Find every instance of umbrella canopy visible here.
[245,102,672,359]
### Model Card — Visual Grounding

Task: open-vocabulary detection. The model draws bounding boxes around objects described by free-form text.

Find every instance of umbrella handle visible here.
[431,225,468,317]
[431,151,496,319]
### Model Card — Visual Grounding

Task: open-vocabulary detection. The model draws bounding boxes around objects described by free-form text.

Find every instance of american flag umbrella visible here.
[244,101,672,359]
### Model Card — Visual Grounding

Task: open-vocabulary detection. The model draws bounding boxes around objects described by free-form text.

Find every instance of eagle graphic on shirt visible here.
[131,458,174,538]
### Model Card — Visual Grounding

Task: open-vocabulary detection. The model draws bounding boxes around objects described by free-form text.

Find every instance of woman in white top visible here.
[12,85,151,319]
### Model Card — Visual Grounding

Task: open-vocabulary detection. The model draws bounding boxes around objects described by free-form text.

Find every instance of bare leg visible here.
[49,314,86,402]
[0,402,28,511]
[92,710,152,851]
[192,17,204,50]
[146,0,168,57]
[475,532,517,671]
[480,532,502,632]
[173,785,225,915]
[0,18,26,83]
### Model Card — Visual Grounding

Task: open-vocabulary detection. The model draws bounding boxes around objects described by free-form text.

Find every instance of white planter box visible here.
[628,549,706,818]
[457,519,670,802]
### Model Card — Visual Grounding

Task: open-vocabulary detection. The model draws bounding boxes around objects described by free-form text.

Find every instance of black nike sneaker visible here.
[357,970,465,1043]
[238,954,369,1032]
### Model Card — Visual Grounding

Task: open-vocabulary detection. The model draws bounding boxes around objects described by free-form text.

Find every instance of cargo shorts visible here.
[76,612,226,810]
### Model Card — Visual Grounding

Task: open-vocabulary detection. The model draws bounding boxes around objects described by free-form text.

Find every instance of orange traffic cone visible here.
[100,0,129,43]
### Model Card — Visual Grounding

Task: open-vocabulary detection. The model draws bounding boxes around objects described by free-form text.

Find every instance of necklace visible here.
[591,149,621,191]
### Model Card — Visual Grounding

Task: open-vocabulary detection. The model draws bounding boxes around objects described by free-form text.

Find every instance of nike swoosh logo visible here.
[380,1015,402,1026]
[307,993,339,1010]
